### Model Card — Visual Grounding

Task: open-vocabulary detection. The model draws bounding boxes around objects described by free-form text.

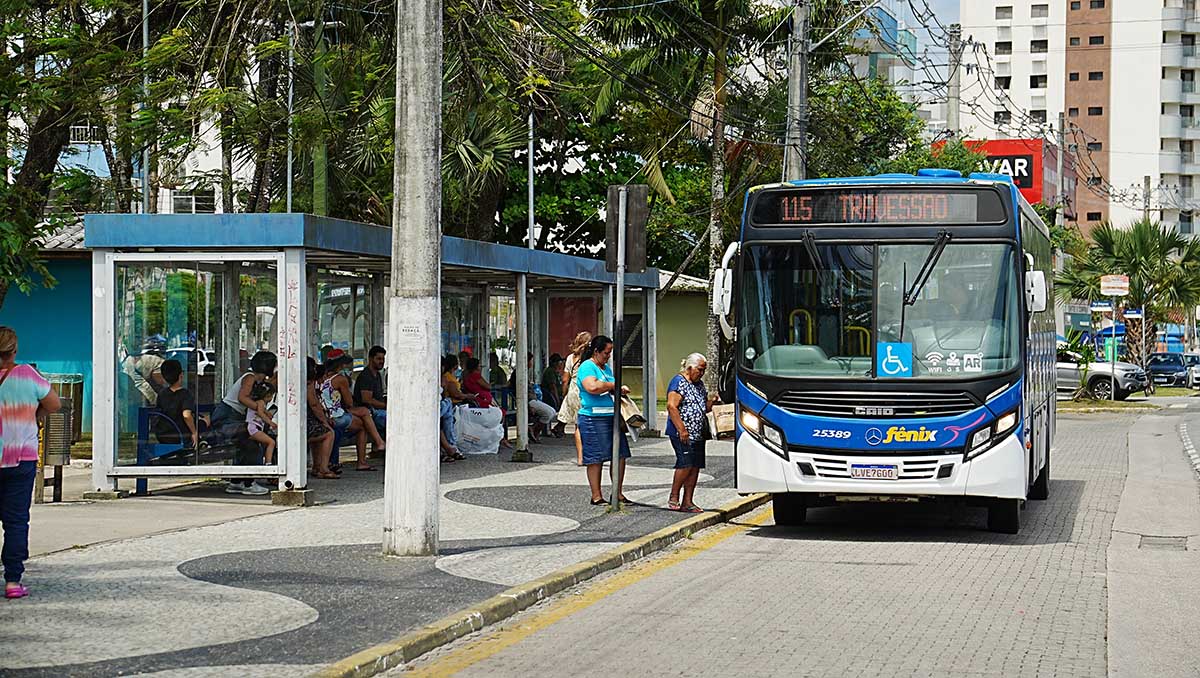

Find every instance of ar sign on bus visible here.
[1099,274,1129,297]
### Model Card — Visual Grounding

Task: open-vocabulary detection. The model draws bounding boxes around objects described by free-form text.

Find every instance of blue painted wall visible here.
[0,259,93,431]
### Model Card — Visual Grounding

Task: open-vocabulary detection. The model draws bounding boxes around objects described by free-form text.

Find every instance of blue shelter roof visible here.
[83,213,660,289]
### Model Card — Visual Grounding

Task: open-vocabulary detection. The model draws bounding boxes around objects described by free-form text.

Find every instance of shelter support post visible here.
[539,290,551,371]
[307,266,319,354]
[280,248,308,491]
[221,261,242,398]
[370,273,385,348]
[642,287,659,434]
[91,251,117,492]
[480,285,491,374]
[513,273,533,461]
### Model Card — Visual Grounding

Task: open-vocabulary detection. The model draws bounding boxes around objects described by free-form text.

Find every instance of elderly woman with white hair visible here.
[666,352,717,512]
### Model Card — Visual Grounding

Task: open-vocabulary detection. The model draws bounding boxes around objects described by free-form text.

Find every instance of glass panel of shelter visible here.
[113,259,283,469]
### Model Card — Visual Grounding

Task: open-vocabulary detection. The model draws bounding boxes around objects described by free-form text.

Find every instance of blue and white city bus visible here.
[711,169,1056,534]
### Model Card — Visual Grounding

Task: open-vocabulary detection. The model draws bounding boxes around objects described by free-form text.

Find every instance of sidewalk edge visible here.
[311,492,770,678]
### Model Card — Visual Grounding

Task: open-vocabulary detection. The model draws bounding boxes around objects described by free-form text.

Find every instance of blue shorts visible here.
[577,413,631,466]
[669,436,706,469]
[330,412,353,431]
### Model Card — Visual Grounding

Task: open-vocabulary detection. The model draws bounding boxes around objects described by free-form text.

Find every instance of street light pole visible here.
[287,22,295,213]
[383,0,442,556]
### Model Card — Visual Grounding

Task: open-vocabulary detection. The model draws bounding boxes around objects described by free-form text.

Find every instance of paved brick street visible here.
[403,412,1161,678]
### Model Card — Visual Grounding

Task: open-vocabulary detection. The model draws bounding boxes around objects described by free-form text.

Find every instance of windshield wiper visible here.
[904,230,952,305]
[802,230,822,271]
[898,230,952,341]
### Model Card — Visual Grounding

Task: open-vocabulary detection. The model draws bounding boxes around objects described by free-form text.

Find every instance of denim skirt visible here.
[577,413,631,465]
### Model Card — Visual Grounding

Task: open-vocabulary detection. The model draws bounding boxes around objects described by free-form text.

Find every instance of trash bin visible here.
[43,373,84,443]
[42,398,74,466]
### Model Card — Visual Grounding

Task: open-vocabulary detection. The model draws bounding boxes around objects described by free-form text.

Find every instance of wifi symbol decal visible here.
[926,351,945,365]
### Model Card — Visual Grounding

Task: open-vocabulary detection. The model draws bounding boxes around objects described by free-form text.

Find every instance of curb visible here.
[310,492,772,678]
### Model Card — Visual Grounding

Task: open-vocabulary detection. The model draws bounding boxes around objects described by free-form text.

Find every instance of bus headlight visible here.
[966,408,1020,461]
[740,409,761,434]
[739,407,788,459]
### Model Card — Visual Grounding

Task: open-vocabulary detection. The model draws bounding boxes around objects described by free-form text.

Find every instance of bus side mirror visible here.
[1026,270,1048,313]
[712,268,729,316]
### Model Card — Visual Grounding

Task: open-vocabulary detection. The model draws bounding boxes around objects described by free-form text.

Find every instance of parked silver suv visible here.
[1055,348,1148,400]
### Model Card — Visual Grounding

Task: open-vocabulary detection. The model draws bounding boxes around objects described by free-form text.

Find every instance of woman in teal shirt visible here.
[577,335,632,505]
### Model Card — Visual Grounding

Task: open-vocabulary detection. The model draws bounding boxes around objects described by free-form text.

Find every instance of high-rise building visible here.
[957,0,1200,236]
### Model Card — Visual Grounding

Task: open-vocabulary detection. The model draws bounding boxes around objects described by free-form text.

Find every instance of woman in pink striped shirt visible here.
[0,326,60,599]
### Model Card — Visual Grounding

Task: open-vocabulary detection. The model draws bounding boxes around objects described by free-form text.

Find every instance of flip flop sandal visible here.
[356,465,377,472]
[667,500,681,511]
[5,585,29,599]
[590,497,608,506]
[315,471,340,479]
[681,505,704,513]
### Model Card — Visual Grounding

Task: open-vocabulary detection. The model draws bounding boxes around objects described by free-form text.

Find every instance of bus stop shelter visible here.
[84,213,660,496]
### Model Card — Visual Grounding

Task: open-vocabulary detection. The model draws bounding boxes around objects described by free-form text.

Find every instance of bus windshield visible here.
[738,242,1021,380]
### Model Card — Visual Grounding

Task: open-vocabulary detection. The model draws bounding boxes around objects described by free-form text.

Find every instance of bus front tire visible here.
[772,493,807,526]
[987,498,1021,534]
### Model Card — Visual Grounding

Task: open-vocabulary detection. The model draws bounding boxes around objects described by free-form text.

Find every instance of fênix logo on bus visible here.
[866,426,939,446]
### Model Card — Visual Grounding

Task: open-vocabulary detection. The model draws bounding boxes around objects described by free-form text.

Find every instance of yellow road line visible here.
[404,506,773,677]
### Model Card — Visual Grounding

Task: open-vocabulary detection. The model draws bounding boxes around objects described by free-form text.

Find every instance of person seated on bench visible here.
[154,359,198,449]
[246,379,278,466]
[353,345,387,434]
[461,357,513,449]
[320,350,385,471]
[306,357,338,479]
[212,350,276,496]
[510,352,558,443]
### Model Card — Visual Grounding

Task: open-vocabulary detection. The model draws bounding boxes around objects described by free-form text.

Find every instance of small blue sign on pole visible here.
[876,342,913,378]
[1090,300,1113,313]
[1124,308,1144,319]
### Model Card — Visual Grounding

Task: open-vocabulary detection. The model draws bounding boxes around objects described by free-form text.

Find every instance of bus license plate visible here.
[850,464,898,480]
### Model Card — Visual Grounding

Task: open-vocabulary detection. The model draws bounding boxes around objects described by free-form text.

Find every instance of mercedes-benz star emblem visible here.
[865,428,884,446]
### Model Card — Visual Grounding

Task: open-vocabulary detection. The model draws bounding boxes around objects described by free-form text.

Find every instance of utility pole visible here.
[1143,175,1151,221]
[142,0,150,213]
[512,5,535,463]
[1056,113,1066,229]
[313,19,329,216]
[784,0,809,181]
[383,0,442,557]
[287,23,295,213]
[947,24,962,137]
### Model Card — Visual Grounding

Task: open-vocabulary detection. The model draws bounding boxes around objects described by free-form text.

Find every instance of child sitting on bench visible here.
[246,379,278,464]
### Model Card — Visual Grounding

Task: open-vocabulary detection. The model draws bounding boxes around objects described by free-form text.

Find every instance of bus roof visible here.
[748,169,1016,192]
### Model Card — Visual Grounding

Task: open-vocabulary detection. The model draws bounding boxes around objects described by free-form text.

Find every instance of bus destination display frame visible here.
[749,186,1009,227]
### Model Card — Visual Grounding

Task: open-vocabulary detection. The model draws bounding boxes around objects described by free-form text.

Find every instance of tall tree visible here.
[1056,219,1200,366]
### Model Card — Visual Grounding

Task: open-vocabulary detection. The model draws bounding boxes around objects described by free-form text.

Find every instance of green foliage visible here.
[807,77,926,178]
[877,137,989,177]
[1057,218,1200,364]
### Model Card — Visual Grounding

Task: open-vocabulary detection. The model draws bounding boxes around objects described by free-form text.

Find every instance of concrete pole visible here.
[611,187,628,510]
[142,0,150,213]
[1056,113,1066,229]
[947,24,962,136]
[287,23,295,213]
[1144,175,1152,221]
[383,0,442,557]
[313,21,329,216]
[784,0,808,181]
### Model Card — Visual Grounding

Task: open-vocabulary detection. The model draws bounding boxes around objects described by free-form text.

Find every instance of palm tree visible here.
[1056,219,1200,366]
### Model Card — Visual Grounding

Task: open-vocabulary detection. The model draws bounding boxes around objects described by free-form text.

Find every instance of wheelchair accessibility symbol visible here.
[876,342,913,378]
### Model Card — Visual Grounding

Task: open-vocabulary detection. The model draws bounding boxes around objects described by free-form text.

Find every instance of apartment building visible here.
[957,1,1067,144]
[958,0,1200,235]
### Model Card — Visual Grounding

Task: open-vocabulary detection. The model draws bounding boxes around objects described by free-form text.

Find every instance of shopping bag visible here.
[455,405,504,455]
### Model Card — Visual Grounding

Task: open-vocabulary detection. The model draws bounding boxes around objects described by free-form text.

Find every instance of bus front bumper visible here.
[736,432,1027,500]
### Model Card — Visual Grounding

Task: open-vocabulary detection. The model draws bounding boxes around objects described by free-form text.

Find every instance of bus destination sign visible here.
[751,188,1005,226]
